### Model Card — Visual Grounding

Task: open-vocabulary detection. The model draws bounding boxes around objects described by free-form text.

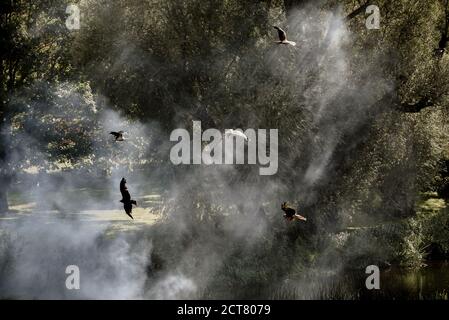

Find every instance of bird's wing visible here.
[277,28,286,41]
[285,207,296,217]
[124,205,134,219]
[235,131,248,140]
[120,180,131,201]
[284,40,296,46]
[227,130,248,140]
[294,214,307,221]
[232,132,242,139]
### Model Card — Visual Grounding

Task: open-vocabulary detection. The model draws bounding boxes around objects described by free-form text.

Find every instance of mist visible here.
[1,0,448,300]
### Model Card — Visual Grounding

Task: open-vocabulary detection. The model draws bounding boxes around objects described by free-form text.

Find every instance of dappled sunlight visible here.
[2,200,162,233]
[1,0,449,300]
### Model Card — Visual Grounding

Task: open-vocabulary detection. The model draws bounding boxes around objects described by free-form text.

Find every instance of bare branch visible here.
[345,1,371,22]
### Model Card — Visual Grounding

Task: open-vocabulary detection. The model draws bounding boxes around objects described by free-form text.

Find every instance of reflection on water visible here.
[272,261,449,300]
[376,262,449,300]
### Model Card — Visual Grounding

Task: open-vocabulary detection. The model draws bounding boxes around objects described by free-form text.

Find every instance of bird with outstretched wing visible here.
[110,131,125,141]
[225,129,248,141]
[273,26,297,46]
[120,178,137,219]
[281,202,307,222]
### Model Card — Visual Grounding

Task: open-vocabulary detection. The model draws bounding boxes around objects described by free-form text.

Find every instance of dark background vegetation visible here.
[0,0,449,299]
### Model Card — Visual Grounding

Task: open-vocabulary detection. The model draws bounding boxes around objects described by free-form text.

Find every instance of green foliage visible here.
[1,0,449,294]
[9,82,98,168]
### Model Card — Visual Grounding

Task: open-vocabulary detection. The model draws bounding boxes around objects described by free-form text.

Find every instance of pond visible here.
[270,262,449,300]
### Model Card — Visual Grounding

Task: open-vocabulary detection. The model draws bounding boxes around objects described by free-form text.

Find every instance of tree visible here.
[0,0,75,212]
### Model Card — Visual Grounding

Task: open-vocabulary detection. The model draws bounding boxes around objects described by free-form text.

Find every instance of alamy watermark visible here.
[366,5,380,30]
[169,121,278,175]
[365,265,380,290]
[65,265,80,290]
[65,4,80,30]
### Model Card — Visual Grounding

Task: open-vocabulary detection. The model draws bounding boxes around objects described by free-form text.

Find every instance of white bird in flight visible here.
[225,129,248,141]
[273,26,296,46]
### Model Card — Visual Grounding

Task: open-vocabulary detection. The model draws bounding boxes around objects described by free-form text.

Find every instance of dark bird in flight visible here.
[273,26,296,46]
[281,202,307,222]
[110,131,125,141]
[120,178,137,219]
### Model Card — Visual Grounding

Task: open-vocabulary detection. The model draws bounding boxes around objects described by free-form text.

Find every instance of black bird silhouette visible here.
[273,26,296,46]
[281,202,307,222]
[120,178,137,219]
[110,131,124,141]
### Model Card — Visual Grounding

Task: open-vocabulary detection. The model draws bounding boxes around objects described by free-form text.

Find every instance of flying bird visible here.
[120,177,137,219]
[110,131,125,141]
[225,129,248,141]
[281,202,307,222]
[273,26,296,46]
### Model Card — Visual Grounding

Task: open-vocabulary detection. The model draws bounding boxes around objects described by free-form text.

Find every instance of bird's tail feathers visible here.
[283,40,296,46]
[295,214,307,221]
